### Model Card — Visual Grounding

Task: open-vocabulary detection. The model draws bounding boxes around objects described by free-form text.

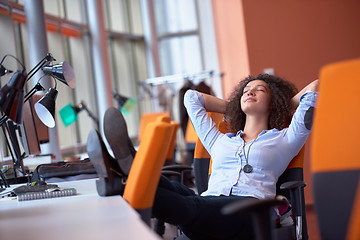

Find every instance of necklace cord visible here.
[242,139,256,173]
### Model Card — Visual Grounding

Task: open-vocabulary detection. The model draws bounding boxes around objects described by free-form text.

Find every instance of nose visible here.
[247,88,255,96]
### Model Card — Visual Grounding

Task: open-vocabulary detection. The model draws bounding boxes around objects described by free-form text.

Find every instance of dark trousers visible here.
[152,176,255,240]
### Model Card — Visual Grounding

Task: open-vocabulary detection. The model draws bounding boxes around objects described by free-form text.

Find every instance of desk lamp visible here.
[0,53,75,186]
[113,92,136,116]
[0,53,75,127]
[59,101,99,128]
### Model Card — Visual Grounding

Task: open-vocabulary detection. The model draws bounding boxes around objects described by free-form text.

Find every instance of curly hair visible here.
[224,74,298,133]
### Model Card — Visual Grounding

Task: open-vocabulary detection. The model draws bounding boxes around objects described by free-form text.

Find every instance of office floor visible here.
[161,205,321,239]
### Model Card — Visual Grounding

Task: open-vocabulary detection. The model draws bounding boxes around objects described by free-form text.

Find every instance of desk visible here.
[0,179,160,240]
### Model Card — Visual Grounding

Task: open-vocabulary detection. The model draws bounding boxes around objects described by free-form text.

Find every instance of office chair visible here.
[212,115,308,239]
[173,115,308,239]
[311,58,360,240]
[122,115,175,226]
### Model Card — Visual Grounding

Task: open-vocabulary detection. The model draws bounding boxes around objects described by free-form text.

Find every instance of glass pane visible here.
[109,39,140,137]
[154,0,198,34]
[47,31,77,149]
[64,0,84,23]
[128,0,144,35]
[0,15,17,159]
[68,36,96,145]
[105,0,129,32]
[158,35,202,76]
[0,15,17,85]
[44,0,64,17]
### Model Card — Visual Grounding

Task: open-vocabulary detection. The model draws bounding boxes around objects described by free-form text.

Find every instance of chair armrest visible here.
[279,180,308,240]
[162,165,192,172]
[222,197,288,215]
[280,180,306,190]
[280,180,306,217]
[222,197,289,240]
[161,170,181,177]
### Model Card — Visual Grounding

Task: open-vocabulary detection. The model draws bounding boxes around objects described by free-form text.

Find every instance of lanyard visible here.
[242,139,256,173]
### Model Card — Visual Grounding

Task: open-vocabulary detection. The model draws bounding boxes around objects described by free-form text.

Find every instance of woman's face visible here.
[240,80,271,116]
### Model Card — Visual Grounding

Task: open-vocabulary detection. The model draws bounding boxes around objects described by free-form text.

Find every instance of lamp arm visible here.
[0,115,8,126]
[26,53,55,83]
[79,101,99,127]
[23,83,45,103]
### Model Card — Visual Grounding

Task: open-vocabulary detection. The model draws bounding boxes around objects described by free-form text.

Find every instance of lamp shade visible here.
[42,61,76,88]
[59,103,80,127]
[113,92,136,116]
[34,88,58,128]
[121,98,136,116]
[0,69,27,124]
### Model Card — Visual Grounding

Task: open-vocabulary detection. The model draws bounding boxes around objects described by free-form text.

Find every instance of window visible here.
[153,0,203,75]
[0,0,146,161]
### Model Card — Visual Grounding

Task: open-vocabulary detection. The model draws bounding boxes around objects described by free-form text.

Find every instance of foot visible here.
[86,129,125,196]
[104,107,134,175]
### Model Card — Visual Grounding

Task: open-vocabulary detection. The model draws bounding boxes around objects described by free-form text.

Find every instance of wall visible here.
[211,0,250,98]
[212,0,360,204]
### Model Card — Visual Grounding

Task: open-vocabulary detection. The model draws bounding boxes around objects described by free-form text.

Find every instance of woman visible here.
[151,74,318,239]
[87,73,318,239]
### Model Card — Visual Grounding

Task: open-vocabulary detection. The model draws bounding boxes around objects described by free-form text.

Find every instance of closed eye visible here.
[256,86,267,92]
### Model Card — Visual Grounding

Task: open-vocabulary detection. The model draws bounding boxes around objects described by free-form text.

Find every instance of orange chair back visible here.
[185,111,223,145]
[312,58,360,172]
[311,58,360,240]
[287,146,305,169]
[123,116,173,210]
[166,121,180,162]
[138,111,170,142]
[193,112,224,157]
[185,119,198,145]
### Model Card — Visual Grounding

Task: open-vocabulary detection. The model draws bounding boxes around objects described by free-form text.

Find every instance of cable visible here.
[0,54,25,69]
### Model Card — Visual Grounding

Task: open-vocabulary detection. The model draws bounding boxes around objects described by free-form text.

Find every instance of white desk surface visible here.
[0,178,160,240]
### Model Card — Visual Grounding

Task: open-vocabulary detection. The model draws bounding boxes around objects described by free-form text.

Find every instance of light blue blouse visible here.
[184,90,318,199]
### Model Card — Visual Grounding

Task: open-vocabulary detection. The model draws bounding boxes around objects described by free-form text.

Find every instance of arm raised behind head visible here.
[291,79,319,110]
[200,93,227,114]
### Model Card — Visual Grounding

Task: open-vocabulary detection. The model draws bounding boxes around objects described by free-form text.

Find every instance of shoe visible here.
[86,129,125,196]
[104,107,134,175]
